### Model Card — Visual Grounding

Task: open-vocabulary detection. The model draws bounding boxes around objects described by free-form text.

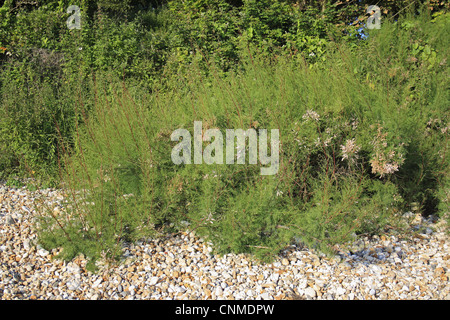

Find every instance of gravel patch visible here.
[1,182,449,300]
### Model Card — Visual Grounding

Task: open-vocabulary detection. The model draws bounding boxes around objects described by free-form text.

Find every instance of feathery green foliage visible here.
[0,1,448,269]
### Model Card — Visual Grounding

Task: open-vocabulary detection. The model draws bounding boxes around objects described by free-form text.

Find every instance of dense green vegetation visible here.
[0,0,448,269]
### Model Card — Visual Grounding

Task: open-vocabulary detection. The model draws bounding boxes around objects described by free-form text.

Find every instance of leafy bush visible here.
[37,12,448,267]
[0,1,448,269]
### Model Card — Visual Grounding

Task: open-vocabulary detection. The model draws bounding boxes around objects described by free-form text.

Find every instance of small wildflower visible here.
[340,138,361,162]
[383,162,399,174]
[324,137,332,147]
[314,137,321,147]
[302,110,320,122]
[369,124,405,177]
[206,212,215,224]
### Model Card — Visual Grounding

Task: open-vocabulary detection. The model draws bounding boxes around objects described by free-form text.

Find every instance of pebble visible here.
[0,181,449,300]
[149,277,158,286]
[304,287,316,299]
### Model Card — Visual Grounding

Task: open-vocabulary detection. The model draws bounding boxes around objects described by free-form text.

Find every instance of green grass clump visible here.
[35,12,449,268]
